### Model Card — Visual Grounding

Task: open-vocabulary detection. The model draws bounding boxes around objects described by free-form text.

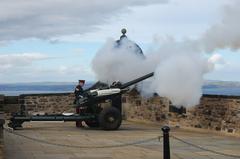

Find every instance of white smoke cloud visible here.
[200,0,240,52]
[92,38,151,83]
[91,0,240,107]
[92,37,212,107]
[151,54,209,106]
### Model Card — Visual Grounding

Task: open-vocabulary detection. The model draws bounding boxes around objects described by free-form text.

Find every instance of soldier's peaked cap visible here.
[79,80,85,83]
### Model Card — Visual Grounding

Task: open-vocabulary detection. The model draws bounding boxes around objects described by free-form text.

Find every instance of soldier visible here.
[74,80,85,104]
[74,80,85,128]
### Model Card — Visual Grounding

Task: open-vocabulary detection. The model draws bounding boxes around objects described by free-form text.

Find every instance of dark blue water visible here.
[202,87,240,96]
[0,83,240,96]
[0,83,93,96]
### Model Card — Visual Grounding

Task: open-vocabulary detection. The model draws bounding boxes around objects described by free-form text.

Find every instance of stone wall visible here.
[2,92,240,134]
[186,95,240,133]
[122,92,169,124]
[123,93,240,134]
[0,95,3,111]
[20,93,75,114]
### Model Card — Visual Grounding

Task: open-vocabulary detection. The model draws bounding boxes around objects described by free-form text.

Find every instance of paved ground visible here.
[0,128,3,159]
[3,121,240,159]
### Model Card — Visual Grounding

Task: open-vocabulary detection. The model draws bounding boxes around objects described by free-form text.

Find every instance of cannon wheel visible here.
[99,107,122,130]
[85,120,99,128]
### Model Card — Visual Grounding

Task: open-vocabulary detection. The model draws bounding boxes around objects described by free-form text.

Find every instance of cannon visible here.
[8,73,154,130]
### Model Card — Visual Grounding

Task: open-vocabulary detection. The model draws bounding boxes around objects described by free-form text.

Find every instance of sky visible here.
[0,0,240,83]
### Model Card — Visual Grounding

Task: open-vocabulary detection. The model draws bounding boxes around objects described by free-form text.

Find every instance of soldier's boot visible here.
[75,107,84,128]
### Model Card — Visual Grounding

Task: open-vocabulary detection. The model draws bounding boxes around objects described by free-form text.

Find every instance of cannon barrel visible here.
[120,72,154,89]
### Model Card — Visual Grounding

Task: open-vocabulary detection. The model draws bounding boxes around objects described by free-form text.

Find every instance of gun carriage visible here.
[8,72,154,130]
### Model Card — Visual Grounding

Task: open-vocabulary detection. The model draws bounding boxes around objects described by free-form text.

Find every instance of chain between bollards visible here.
[162,126,170,159]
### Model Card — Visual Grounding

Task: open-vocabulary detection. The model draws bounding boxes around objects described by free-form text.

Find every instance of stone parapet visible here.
[123,94,240,134]
[1,92,240,134]
[19,93,75,114]
[187,95,240,133]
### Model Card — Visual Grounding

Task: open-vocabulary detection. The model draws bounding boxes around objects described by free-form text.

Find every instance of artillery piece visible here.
[8,72,154,130]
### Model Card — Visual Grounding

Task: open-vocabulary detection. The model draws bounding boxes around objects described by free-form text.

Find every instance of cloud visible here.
[0,0,167,42]
[72,48,85,55]
[57,65,92,75]
[0,52,93,82]
[0,53,49,71]
[208,54,225,65]
[0,65,93,83]
[0,51,95,83]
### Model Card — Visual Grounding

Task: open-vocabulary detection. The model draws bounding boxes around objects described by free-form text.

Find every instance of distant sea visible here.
[202,87,240,96]
[0,82,240,96]
[0,83,93,96]
[202,85,240,96]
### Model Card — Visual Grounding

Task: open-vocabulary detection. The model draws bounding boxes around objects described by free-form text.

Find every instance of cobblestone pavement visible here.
[3,121,240,159]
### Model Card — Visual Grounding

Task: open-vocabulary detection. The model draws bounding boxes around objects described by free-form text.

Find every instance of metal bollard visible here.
[162,126,170,159]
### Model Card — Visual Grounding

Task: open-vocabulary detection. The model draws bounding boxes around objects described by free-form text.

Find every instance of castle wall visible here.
[1,92,240,134]
[123,94,240,134]
[122,93,170,124]
[187,95,240,133]
[20,93,75,114]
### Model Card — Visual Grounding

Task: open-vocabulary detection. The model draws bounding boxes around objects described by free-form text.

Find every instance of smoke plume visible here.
[200,1,240,52]
[92,1,239,107]
[92,38,212,107]
[92,38,152,83]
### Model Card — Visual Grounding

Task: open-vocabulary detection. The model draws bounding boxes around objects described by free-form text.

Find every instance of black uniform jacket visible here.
[74,85,84,98]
